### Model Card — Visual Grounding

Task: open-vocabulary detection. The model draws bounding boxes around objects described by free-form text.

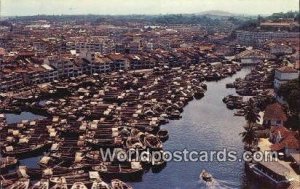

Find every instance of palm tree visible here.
[240,99,260,149]
[244,98,260,128]
[240,125,256,150]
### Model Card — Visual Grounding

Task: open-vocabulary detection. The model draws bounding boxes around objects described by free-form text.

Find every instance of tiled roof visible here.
[277,66,298,73]
[264,103,287,121]
[271,133,300,151]
[236,49,275,59]
[108,53,125,61]
[270,126,290,138]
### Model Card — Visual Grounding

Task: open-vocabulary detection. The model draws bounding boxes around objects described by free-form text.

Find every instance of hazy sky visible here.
[2,0,299,16]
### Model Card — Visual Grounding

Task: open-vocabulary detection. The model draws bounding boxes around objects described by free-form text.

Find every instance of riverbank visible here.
[131,68,252,189]
[0,63,243,188]
[222,62,300,189]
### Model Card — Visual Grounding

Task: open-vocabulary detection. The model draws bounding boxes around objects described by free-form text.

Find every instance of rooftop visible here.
[263,103,287,121]
[235,49,275,60]
[271,134,300,151]
[277,66,298,73]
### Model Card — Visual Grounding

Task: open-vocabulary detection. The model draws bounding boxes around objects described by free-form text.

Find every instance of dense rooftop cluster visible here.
[0,14,299,189]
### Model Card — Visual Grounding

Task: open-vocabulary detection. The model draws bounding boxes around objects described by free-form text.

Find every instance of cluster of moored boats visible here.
[1,166,132,189]
[225,62,278,96]
[223,62,280,116]
[0,63,241,188]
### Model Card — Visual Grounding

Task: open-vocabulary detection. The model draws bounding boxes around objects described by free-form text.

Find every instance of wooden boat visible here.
[0,179,15,188]
[194,87,205,99]
[85,150,101,160]
[226,101,235,110]
[194,91,204,99]
[111,179,132,189]
[49,177,68,189]
[151,150,167,173]
[1,142,51,158]
[234,109,245,116]
[200,83,207,90]
[125,137,145,150]
[151,159,167,173]
[22,167,43,179]
[0,169,20,183]
[1,166,42,181]
[168,110,181,119]
[49,170,92,186]
[200,170,213,182]
[157,129,169,142]
[143,134,163,150]
[91,180,111,189]
[92,162,144,181]
[0,156,18,172]
[87,139,122,149]
[158,114,169,124]
[49,169,87,179]
[39,156,60,168]
[226,83,235,88]
[6,178,30,189]
[42,167,86,178]
[248,161,292,188]
[70,182,88,189]
[30,179,49,189]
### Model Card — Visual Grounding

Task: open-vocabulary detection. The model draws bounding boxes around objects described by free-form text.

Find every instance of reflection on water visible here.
[3,112,45,172]
[5,111,46,124]
[131,68,256,189]
[2,68,262,188]
[198,178,236,189]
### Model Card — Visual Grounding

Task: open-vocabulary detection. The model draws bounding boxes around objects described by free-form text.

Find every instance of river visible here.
[131,67,258,189]
[5,68,260,188]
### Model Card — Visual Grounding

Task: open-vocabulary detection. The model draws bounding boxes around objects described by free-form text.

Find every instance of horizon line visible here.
[2,13,271,18]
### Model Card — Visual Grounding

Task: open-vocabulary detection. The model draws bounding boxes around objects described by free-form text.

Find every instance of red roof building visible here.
[269,126,300,157]
[263,103,287,127]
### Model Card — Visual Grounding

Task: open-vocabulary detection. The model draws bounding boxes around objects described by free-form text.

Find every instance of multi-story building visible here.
[236,30,299,45]
[89,53,112,74]
[274,66,299,91]
[263,103,287,127]
[274,66,299,104]
[269,43,293,55]
[235,49,275,65]
[127,55,143,70]
[108,53,130,71]
[44,55,83,78]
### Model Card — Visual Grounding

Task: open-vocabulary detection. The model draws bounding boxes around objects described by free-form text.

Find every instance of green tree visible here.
[278,79,300,115]
[240,125,256,149]
[244,99,260,127]
[278,79,300,130]
[240,99,260,149]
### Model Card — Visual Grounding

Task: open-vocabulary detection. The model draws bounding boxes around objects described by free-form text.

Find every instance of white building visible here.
[274,66,299,104]
[63,40,103,53]
[274,66,299,91]
[90,54,112,74]
[236,30,299,45]
[235,49,275,65]
[263,103,287,127]
[270,43,293,55]
[44,55,82,78]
